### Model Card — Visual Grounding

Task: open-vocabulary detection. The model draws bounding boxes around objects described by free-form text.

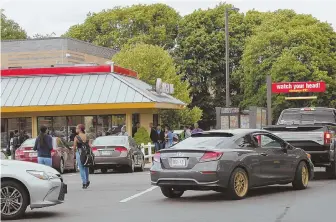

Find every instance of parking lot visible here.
[12,168,336,222]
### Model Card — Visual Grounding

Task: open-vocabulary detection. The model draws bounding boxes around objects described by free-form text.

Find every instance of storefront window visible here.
[111,115,126,135]
[37,117,53,134]
[153,114,159,127]
[53,117,67,140]
[67,116,83,141]
[84,116,96,140]
[1,119,8,149]
[19,118,32,138]
[97,115,111,137]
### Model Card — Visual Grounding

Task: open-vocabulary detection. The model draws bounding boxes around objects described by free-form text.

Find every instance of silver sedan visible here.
[1,159,67,220]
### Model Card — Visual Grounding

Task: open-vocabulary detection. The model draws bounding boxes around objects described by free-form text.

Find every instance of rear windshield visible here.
[93,136,127,146]
[279,110,336,124]
[173,134,233,149]
[21,138,36,147]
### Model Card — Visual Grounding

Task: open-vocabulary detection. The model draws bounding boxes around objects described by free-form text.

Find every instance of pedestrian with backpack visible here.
[33,126,53,166]
[73,124,93,189]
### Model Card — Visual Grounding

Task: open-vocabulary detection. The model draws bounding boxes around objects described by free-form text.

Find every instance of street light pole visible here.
[225,8,230,107]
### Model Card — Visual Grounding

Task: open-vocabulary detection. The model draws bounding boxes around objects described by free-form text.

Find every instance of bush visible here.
[133,127,151,145]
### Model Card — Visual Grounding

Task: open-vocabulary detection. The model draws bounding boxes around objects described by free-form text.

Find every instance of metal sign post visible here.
[266,75,272,126]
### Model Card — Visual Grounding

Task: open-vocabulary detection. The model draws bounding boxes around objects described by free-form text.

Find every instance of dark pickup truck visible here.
[264,107,336,178]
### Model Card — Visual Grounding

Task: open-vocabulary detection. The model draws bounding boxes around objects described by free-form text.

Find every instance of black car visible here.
[150,129,314,200]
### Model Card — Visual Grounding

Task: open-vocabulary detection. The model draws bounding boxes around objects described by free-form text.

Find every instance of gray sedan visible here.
[90,136,145,173]
[150,129,314,200]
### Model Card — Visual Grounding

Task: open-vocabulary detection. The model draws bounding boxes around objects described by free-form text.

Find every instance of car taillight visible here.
[153,152,161,162]
[324,132,331,145]
[92,147,98,151]
[51,149,56,157]
[115,147,127,152]
[200,151,223,162]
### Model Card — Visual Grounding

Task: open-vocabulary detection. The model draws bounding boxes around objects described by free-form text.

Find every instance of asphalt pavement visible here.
[13,168,336,222]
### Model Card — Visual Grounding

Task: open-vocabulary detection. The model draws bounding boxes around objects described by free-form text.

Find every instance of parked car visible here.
[90,136,145,173]
[15,137,77,174]
[264,107,336,178]
[1,159,67,220]
[150,129,314,200]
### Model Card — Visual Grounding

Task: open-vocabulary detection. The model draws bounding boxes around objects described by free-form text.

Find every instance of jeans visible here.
[38,157,52,167]
[76,151,89,184]
[154,142,164,152]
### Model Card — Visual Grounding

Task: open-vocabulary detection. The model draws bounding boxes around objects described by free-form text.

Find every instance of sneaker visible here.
[86,181,90,188]
[82,184,87,189]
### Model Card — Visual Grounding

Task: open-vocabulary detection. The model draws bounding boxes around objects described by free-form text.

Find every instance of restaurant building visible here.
[0,64,184,148]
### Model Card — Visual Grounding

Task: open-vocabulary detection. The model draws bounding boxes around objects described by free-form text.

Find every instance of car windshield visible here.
[279,110,335,124]
[21,138,36,147]
[93,136,127,146]
[173,133,234,149]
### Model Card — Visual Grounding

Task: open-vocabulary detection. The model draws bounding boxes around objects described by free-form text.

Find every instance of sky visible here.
[1,0,336,37]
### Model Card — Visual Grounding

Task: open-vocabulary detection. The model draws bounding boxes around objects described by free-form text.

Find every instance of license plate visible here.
[29,152,37,157]
[101,151,112,156]
[171,158,186,167]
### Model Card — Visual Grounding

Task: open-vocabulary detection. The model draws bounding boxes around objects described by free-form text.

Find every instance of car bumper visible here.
[29,177,67,209]
[150,162,225,190]
[93,156,131,168]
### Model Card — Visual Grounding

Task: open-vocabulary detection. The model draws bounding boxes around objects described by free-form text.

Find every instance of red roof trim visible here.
[0,65,138,78]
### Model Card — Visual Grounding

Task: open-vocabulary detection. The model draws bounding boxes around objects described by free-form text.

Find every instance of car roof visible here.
[204,128,268,136]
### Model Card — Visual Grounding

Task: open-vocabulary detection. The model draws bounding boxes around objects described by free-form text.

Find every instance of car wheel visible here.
[160,187,184,198]
[227,167,249,200]
[135,158,145,172]
[101,168,108,174]
[89,168,95,174]
[58,158,65,174]
[292,161,309,190]
[1,180,29,220]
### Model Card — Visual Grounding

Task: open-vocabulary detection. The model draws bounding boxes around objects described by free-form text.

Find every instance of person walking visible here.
[33,125,53,167]
[73,124,90,189]
[191,123,203,134]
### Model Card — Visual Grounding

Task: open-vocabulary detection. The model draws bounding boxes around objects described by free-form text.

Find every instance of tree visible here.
[174,3,246,128]
[133,127,151,145]
[63,4,181,50]
[112,43,202,128]
[238,10,336,120]
[1,10,27,40]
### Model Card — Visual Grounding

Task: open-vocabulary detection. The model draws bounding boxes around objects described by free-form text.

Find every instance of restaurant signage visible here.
[271,81,326,94]
[155,78,174,94]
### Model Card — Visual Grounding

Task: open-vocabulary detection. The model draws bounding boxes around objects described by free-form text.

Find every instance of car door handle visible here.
[260,153,268,156]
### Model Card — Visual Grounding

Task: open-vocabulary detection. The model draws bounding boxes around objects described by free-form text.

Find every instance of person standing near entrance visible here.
[149,123,158,151]
[73,124,90,189]
[33,126,53,167]
[11,130,20,160]
[191,123,203,134]
[132,122,140,137]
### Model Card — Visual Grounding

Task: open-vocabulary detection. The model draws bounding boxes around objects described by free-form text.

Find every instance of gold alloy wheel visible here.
[234,171,248,197]
[301,164,309,186]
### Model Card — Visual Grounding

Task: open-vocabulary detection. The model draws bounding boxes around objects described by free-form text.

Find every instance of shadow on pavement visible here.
[165,186,309,203]
[313,171,332,180]
[21,211,66,220]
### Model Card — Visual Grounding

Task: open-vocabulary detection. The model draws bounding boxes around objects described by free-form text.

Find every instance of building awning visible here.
[1,71,185,113]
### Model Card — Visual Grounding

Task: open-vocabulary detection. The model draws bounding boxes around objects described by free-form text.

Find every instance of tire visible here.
[58,158,65,174]
[160,187,184,198]
[326,161,336,179]
[89,168,95,174]
[227,167,249,200]
[101,168,108,174]
[136,158,145,172]
[292,161,309,190]
[127,158,135,173]
[1,180,29,220]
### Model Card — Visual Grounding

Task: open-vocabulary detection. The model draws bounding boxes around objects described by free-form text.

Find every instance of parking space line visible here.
[120,186,158,203]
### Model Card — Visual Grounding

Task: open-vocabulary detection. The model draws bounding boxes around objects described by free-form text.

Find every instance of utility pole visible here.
[225,8,230,107]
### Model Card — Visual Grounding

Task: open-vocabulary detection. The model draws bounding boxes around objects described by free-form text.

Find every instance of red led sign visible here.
[271,81,326,94]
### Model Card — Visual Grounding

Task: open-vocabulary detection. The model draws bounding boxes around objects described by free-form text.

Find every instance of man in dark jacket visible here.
[149,123,159,151]
[33,125,53,166]
[156,125,165,151]
[11,130,20,160]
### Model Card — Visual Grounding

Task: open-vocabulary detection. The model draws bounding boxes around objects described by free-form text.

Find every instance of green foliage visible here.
[237,9,336,119]
[113,43,202,127]
[63,4,181,50]
[1,10,27,40]
[133,127,151,145]
[174,3,248,126]
[29,32,56,39]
